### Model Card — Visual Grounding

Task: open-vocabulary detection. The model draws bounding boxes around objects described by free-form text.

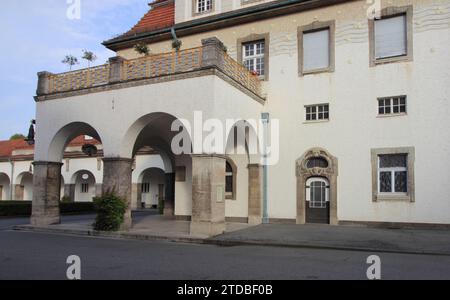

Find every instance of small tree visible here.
[62,55,79,71]
[82,50,97,67]
[134,42,150,56]
[10,134,25,141]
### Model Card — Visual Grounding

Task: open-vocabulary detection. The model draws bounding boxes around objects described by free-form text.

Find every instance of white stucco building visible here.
[8,0,450,236]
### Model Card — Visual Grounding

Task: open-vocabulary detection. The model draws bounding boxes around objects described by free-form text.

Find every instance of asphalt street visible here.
[0,216,449,280]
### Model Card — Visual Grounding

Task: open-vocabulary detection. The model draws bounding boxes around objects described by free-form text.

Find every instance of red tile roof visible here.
[125,0,175,36]
[0,136,101,158]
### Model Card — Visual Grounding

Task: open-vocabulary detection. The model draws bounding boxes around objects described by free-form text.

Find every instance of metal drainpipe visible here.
[261,113,270,224]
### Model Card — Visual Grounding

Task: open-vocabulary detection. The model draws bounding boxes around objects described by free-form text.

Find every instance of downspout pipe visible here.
[261,113,270,224]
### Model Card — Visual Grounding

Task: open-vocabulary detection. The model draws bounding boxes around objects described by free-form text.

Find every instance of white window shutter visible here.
[303,29,330,71]
[375,15,407,59]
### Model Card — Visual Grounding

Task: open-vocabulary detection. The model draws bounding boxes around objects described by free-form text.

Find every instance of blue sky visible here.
[0,0,150,140]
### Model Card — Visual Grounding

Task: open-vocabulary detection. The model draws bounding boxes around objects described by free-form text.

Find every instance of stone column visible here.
[131,183,139,210]
[95,184,102,198]
[248,164,263,225]
[201,37,226,70]
[164,173,175,216]
[190,155,226,237]
[102,158,133,230]
[63,184,75,202]
[31,162,63,226]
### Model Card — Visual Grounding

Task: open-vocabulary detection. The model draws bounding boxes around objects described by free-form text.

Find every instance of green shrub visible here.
[61,196,72,203]
[93,193,127,232]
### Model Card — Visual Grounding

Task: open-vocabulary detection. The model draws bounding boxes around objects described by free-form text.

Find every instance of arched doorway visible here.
[0,173,10,201]
[71,170,97,202]
[296,148,338,225]
[305,177,330,224]
[138,168,166,209]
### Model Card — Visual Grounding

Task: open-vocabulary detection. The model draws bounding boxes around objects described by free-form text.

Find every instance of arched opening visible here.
[0,173,11,201]
[225,120,262,224]
[32,122,103,226]
[16,172,33,201]
[138,168,166,209]
[296,148,338,225]
[124,112,193,219]
[70,170,97,202]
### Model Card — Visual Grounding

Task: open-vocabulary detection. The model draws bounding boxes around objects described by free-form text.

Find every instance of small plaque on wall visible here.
[176,166,186,182]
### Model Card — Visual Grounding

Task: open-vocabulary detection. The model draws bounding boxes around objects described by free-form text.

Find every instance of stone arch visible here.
[0,173,11,201]
[296,148,338,225]
[48,122,103,162]
[123,112,194,217]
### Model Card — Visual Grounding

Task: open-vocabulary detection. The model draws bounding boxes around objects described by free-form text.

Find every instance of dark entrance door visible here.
[305,178,330,224]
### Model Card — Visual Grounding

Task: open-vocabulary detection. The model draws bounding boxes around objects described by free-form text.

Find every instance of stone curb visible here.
[13,225,450,256]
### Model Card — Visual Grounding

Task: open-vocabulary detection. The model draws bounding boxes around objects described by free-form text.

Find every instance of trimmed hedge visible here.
[0,201,95,217]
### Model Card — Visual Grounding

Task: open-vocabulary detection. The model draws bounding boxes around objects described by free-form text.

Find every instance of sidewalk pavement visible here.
[210,224,450,255]
[13,215,450,256]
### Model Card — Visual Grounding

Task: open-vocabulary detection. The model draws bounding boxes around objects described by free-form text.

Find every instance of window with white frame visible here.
[196,0,213,14]
[141,182,150,194]
[243,40,265,76]
[378,96,407,115]
[378,154,408,194]
[81,183,89,193]
[374,14,407,59]
[305,104,329,122]
[303,28,330,72]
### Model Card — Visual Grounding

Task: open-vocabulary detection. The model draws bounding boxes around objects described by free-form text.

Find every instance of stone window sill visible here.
[374,194,413,202]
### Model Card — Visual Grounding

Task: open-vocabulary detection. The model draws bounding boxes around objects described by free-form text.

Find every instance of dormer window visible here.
[195,0,213,14]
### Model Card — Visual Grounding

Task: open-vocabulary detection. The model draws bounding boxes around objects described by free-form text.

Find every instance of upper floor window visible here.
[298,21,335,75]
[305,104,329,122]
[378,96,407,116]
[195,0,213,14]
[243,40,265,77]
[369,6,413,66]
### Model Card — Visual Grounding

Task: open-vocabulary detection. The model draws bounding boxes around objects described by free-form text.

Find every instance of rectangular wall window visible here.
[371,147,415,202]
[378,96,407,115]
[369,6,413,66]
[375,15,407,59]
[305,104,329,122]
[141,182,150,194]
[243,40,265,76]
[196,0,213,14]
[303,29,330,72]
[81,183,89,194]
[378,154,408,194]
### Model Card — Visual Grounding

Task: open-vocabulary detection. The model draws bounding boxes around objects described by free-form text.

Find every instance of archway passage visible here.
[296,148,338,225]
[32,122,103,226]
[0,173,11,201]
